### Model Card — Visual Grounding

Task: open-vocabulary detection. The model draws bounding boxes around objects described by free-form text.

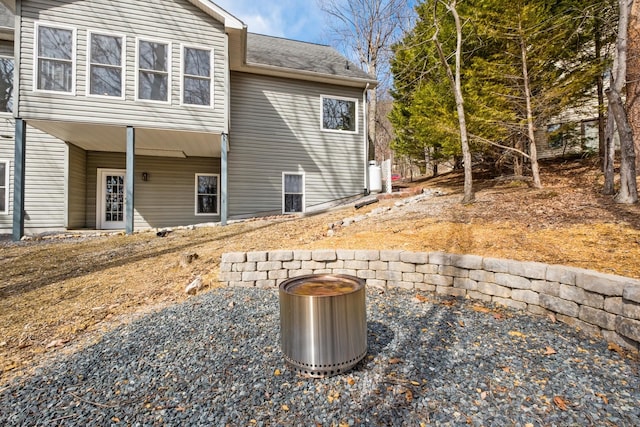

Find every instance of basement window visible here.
[0,160,7,214]
[195,173,219,215]
[283,172,304,214]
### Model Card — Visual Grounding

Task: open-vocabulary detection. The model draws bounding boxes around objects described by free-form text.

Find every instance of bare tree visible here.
[627,0,640,170]
[432,0,474,203]
[319,0,413,160]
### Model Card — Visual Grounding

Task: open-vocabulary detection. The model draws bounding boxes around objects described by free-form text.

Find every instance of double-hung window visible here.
[88,32,124,97]
[321,95,357,132]
[283,173,304,214]
[0,56,13,112]
[137,39,170,102]
[182,46,212,106]
[35,24,75,93]
[195,173,219,215]
[0,160,8,214]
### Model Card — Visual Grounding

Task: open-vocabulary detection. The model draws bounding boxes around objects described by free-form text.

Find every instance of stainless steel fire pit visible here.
[279,274,367,378]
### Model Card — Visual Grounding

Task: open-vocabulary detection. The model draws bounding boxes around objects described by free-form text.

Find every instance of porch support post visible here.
[12,118,26,241]
[125,126,135,235]
[220,133,228,226]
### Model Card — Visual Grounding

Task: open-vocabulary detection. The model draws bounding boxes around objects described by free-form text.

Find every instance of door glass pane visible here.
[105,174,124,223]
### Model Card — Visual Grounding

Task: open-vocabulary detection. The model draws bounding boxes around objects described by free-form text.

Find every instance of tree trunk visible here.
[627,0,640,169]
[595,21,606,169]
[519,19,542,188]
[607,88,638,203]
[603,111,616,194]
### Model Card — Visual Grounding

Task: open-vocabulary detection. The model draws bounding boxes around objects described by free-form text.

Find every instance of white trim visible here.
[135,37,172,104]
[180,44,214,108]
[33,21,77,95]
[96,168,126,230]
[282,172,305,214]
[0,158,9,215]
[86,29,126,100]
[194,173,220,216]
[320,94,358,134]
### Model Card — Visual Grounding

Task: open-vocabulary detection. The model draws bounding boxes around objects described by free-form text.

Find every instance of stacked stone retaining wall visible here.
[219,249,640,351]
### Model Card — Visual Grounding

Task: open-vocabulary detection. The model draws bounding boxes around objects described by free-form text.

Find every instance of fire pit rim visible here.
[278,273,365,298]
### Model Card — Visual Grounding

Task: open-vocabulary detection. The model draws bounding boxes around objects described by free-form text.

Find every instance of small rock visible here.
[180,252,199,268]
[185,276,203,295]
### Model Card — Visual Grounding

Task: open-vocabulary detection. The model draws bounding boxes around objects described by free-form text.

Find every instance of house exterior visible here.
[0,0,376,239]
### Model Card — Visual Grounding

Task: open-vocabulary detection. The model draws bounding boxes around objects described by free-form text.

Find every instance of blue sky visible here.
[213,0,329,44]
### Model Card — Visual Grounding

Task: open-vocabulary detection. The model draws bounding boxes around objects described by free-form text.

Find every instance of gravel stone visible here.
[0,287,638,426]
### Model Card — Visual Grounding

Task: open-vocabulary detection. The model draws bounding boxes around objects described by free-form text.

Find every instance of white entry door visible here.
[97,169,126,230]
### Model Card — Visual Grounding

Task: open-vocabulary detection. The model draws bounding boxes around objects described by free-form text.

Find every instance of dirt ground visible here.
[2,157,640,384]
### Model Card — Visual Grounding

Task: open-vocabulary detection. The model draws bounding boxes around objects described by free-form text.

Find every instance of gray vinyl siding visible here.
[67,142,86,228]
[86,152,220,229]
[0,119,66,234]
[228,72,366,217]
[18,0,226,132]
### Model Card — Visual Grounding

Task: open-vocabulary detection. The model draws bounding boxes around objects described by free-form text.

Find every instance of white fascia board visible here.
[190,0,245,31]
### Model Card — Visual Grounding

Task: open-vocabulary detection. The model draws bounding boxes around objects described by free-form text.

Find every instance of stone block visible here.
[557,314,602,337]
[312,249,337,261]
[313,269,332,275]
[467,290,493,302]
[388,280,414,290]
[623,283,640,303]
[512,289,539,305]
[439,265,469,278]
[477,282,511,299]
[494,273,531,290]
[369,260,388,271]
[282,260,302,270]
[531,280,561,297]
[416,264,439,274]
[268,269,288,280]
[546,265,579,285]
[389,261,416,273]
[302,260,327,270]
[354,250,380,261]
[269,250,293,261]
[400,251,429,264]
[293,250,312,261]
[229,281,254,288]
[492,297,527,311]
[424,274,454,287]
[344,260,370,270]
[429,251,451,266]
[415,283,436,292]
[559,284,604,309]
[579,306,616,330]
[247,251,268,262]
[332,269,358,276]
[289,269,313,278]
[255,279,276,289]
[450,254,483,270]
[482,257,512,273]
[219,262,232,272]
[436,286,466,297]
[326,260,345,269]
[357,270,377,279]
[622,300,640,321]
[377,270,403,281]
[616,317,640,342]
[336,249,355,260]
[257,261,282,271]
[527,305,549,316]
[242,271,267,282]
[221,252,246,263]
[220,271,242,282]
[366,279,387,289]
[575,271,626,296]
[235,262,256,272]
[403,272,424,283]
[604,297,623,315]
[453,277,477,291]
[539,294,579,317]
[380,250,403,261]
[469,270,495,283]
[603,330,640,352]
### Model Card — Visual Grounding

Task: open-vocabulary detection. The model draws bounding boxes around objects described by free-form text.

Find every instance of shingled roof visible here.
[246,32,374,84]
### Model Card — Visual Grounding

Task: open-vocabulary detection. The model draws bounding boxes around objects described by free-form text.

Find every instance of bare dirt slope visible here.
[1,157,639,383]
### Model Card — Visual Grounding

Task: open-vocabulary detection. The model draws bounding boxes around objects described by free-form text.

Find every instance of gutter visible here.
[363,82,370,192]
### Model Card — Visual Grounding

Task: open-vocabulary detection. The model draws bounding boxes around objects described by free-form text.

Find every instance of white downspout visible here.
[363,83,370,194]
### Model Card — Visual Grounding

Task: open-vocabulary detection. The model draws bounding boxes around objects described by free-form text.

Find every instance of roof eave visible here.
[189,0,244,31]
[239,62,378,88]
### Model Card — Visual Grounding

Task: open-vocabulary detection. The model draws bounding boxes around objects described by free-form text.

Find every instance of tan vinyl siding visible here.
[228,72,366,217]
[86,152,220,229]
[67,142,86,228]
[0,119,66,234]
[19,0,226,132]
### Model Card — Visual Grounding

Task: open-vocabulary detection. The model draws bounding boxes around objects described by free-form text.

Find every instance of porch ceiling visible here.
[29,120,222,158]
